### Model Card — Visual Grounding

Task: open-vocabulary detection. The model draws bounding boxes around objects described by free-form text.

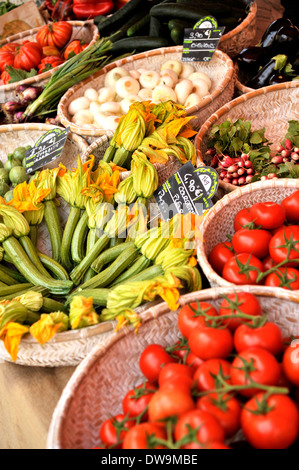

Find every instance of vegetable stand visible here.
[0,0,299,451]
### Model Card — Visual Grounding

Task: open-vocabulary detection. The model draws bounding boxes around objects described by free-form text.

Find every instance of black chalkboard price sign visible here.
[182,16,225,63]
[154,161,219,222]
[24,127,70,174]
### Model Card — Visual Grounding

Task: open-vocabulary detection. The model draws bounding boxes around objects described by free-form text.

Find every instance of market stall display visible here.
[58,47,234,137]
[47,286,299,449]
[195,81,299,192]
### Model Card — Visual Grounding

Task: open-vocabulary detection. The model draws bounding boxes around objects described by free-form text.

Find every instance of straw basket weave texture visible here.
[58,47,235,138]
[197,179,299,288]
[82,133,183,188]
[195,81,299,193]
[217,1,257,58]
[46,285,299,449]
[0,21,99,103]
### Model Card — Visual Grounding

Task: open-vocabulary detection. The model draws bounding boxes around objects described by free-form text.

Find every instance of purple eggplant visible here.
[259,18,293,48]
[236,46,272,75]
[271,25,299,60]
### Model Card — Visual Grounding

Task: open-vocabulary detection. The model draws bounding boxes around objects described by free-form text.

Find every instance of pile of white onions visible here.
[67,59,212,131]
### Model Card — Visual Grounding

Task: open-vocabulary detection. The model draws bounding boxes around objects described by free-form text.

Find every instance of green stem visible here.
[60,206,81,271]
[19,235,52,279]
[43,199,63,263]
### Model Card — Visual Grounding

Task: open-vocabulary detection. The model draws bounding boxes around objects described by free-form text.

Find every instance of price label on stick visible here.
[182,16,225,63]
[153,161,219,222]
[24,127,70,174]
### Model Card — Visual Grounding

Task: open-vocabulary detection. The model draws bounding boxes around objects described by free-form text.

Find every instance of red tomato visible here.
[36,21,73,49]
[219,292,263,331]
[174,409,225,445]
[277,363,294,392]
[42,45,61,57]
[158,363,194,386]
[0,42,20,53]
[1,70,10,84]
[188,325,233,361]
[38,55,64,74]
[122,422,166,449]
[178,301,218,338]
[230,347,281,397]
[99,414,135,449]
[208,241,234,275]
[184,441,231,449]
[264,267,299,290]
[234,322,283,356]
[139,344,175,383]
[148,389,195,423]
[269,226,299,267]
[196,393,241,437]
[185,351,204,369]
[233,208,254,231]
[222,253,263,285]
[281,190,299,223]
[249,202,286,230]
[193,359,231,392]
[64,40,88,59]
[122,381,156,421]
[262,255,275,271]
[241,393,299,449]
[159,374,194,394]
[232,229,272,259]
[14,42,43,71]
[0,51,15,72]
[282,339,299,386]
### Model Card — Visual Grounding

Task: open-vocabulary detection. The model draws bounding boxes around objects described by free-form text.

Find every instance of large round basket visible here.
[58,47,234,138]
[197,179,299,288]
[0,21,99,103]
[217,1,257,58]
[46,285,299,449]
[195,81,299,194]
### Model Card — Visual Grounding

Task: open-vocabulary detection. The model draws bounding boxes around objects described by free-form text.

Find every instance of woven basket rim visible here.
[218,1,257,43]
[0,122,89,151]
[57,47,234,138]
[234,62,255,94]
[197,178,299,287]
[0,21,99,91]
[47,282,299,449]
[194,80,299,192]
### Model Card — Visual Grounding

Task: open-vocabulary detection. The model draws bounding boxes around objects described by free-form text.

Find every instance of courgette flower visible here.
[0,202,29,237]
[29,311,69,345]
[8,180,51,226]
[131,151,159,199]
[69,296,100,329]
[56,156,94,209]
[13,291,44,312]
[0,322,29,361]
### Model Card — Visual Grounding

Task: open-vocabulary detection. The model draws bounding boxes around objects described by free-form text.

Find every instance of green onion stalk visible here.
[23,38,113,120]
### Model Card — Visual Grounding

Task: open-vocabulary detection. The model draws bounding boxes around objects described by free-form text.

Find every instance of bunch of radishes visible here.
[209,148,257,186]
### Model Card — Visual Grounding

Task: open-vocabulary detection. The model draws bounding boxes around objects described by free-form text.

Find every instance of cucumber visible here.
[150,4,210,23]
[97,0,145,34]
[170,26,185,45]
[149,15,164,37]
[168,19,192,31]
[108,10,148,42]
[110,36,170,55]
[127,14,150,37]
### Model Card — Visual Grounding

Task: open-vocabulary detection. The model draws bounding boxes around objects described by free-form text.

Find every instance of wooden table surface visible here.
[0,361,76,449]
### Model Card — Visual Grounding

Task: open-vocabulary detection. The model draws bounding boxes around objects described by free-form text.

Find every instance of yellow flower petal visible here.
[29,315,63,345]
[0,322,29,361]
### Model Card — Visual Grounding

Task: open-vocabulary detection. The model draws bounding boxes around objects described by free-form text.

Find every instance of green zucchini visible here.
[110,36,170,55]
[150,4,210,23]
[78,245,139,290]
[91,241,134,273]
[42,297,66,313]
[0,264,27,283]
[60,206,81,272]
[109,237,124,248]
[110,255,151,286]
[108,10,148,42]
[0,264,20,285]
[65,288,109,308]
[0,283,33,298]
[37,251,70,281]
[149,15,164,37]
[127,14,150,37]
[43,199,63,263]
[71,210,89,264]
[170,26,185,45]
[168,19,192,30]
[0,285,48,301]
[117,264,164,284]
[97,0,145,34]
[19,235,52,279]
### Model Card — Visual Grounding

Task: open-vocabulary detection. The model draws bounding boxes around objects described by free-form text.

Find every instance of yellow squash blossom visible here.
[8,180,51,226]
[0,322,29,362]
[69,296,100,329]
[29,312,69,345]
[114,309,142,334]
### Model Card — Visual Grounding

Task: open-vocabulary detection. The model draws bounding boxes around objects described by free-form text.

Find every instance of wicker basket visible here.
[58,47,235,138]
[46,284,299,449]
[197,179,299,288]
[217,1,257,58]
[195,81,299,194]
[0,21,99,103]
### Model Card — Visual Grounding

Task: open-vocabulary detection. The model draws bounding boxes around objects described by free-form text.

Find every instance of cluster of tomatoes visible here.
[0,21,88,84]
[209,190,299,289]
[95,292,299,450]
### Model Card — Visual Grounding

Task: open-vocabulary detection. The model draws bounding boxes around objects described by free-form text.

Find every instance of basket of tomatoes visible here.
[47,286,299,449]
[0,20,99,104]
[197,178,299,291]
